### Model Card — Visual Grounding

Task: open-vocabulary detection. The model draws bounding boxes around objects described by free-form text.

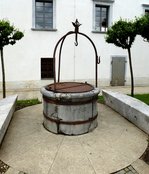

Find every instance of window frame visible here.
[142,4,149,14]
[145,9,149,14]
[32,0,56,31]
[92,0,114,33]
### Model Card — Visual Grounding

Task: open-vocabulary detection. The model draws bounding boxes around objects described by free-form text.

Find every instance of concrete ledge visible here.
[0,95,18,145]
[102,90,149,134]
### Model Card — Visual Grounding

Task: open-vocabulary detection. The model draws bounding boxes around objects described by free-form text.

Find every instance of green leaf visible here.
[105,19,137,49]
[135,14,149,42]
[0,19,24,48]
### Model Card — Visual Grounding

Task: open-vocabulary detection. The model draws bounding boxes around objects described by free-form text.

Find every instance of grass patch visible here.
[127,94,149,105]
[98,93,149,105]
[16,98,41,111]
[98,95,105,104]
[133,94,149,105]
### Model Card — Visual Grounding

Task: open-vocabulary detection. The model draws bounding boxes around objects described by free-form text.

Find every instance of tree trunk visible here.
[127,48,134,97]
[0,48,6,98]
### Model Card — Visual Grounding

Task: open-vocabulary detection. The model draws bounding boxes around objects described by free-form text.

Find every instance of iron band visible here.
[43,112,98,125]
[43,95,98,105]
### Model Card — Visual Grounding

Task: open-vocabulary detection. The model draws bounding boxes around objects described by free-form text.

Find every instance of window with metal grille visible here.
[41,58,54,79]
[142,4,149,15]
[95,5,109,32]
[145,9,149,14]
[35,0,53,29]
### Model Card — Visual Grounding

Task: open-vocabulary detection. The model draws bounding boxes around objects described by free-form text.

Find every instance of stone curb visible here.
[0,95,18,145]
[102,90,149,135]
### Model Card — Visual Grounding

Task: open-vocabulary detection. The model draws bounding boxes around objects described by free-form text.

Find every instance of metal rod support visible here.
[52,20,100,90]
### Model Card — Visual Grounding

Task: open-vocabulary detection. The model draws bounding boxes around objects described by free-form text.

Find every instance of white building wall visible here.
[0,0,149,90]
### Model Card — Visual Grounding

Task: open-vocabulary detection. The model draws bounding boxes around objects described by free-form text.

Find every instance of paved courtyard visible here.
[0,103,148,174]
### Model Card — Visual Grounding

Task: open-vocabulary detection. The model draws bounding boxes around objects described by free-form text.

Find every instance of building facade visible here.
[0,0,149,90]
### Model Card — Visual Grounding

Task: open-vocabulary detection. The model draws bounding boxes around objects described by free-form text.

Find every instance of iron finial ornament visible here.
[72,19,81,46]
[72,19,81,30]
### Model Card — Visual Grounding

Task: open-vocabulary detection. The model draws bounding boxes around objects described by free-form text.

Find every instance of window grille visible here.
[35,0,53,29]
[95,5,109,32]
[41,58,54,79]
[145,9,149,14]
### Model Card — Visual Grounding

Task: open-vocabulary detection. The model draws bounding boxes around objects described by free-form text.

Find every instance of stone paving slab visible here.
[132,159,149,174]
[0,104,148,174]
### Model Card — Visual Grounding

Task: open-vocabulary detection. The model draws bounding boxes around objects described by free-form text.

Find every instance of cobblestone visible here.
[112,165,139,174]
[18,172,27,174]
[0,160,9,174]
[0,161,27,174]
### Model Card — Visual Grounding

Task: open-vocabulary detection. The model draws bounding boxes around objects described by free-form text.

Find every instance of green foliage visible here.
[0,19,24,98]
[135,14,149,42]
[16,98,42,111]
[105,19,137,49]
[98,95,105,104]
[0,19,24,49]
[105,19,136,96]
[133,93,149,105]
[98,94,149,105]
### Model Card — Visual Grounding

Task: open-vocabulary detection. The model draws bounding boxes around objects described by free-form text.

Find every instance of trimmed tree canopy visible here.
[105,19,136,49]
[105,19,137,97]
[135,14,149,42]
[0,20,24,98]
[0,20,24,49]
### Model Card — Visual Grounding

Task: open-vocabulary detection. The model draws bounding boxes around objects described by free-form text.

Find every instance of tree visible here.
[0,20,24,98]
[105,19,137,96]
[135,14,149,42]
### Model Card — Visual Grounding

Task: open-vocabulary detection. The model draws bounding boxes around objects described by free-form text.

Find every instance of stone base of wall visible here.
[0,77,149,91]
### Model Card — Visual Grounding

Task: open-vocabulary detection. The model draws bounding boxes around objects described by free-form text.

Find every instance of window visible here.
[95,5,109,32]
[145,9,149,14]
[93,0,114,33]
[33,0,56,30]
[142,4,149,15]
[41,58,54,79]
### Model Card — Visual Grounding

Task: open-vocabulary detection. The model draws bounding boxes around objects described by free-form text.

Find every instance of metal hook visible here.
[98,56,101,64]
[75,42,78,46]
[75,34,78,46]
[72,19,81,47]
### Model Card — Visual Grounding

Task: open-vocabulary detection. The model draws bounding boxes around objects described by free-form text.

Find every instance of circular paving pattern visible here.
[0,104,148,174]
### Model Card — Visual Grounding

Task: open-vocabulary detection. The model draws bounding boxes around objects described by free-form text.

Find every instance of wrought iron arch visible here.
[52,20,100,90]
